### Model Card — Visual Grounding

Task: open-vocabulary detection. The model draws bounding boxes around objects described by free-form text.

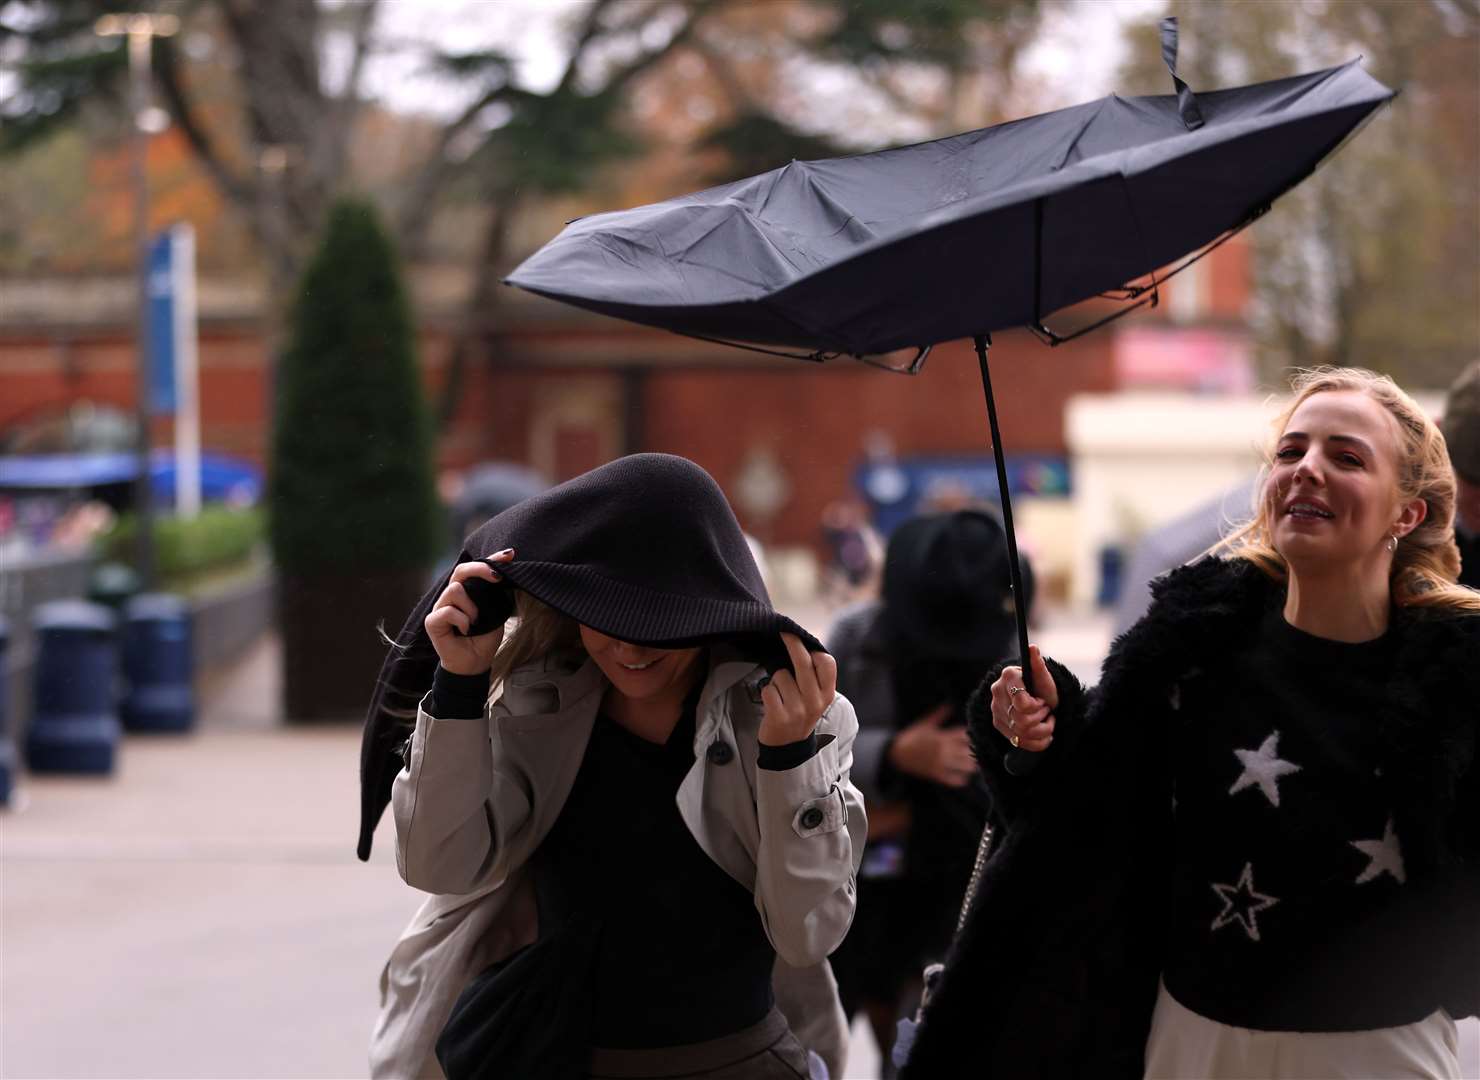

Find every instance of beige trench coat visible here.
[370,646,867,1079]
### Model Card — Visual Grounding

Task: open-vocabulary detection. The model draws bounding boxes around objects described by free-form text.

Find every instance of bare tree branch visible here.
[602,0,723,93]
[396,0,722,252]
[392,81,517,254]
[325,0,381,186]
[153,37,268,233]
[554,0,620,94]
[433,190,519,428]
[338,0,381,107]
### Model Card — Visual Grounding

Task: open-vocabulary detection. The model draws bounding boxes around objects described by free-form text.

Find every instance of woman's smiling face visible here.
[578,625,704,705]
[1266,389,1415,572]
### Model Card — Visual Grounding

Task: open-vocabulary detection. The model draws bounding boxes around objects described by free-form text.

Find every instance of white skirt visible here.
[1144,982,1460,1080]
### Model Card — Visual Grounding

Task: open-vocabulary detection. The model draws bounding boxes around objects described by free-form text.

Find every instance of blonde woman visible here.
[359,454,865,1080]
[903,369,1479,1079]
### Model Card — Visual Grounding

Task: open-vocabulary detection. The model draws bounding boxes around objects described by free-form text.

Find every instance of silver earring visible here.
[1386,534,1399,553]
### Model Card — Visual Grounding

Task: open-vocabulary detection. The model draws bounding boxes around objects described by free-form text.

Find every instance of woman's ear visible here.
[1394,496,1428,539]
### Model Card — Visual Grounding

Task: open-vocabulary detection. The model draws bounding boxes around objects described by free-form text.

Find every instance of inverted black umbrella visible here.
[504,20,1393,747]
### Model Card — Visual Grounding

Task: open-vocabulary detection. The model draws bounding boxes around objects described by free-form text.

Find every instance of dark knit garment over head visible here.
[356,453,823,860]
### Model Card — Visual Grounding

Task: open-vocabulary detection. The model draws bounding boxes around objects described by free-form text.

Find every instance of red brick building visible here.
[0,234,1250,549]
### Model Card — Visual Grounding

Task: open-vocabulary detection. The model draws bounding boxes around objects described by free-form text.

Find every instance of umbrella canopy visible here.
[507,58,1394,357]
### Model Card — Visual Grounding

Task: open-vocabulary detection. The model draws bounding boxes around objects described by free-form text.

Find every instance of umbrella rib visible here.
[670,330,835,364]
[1029,200,1269,347]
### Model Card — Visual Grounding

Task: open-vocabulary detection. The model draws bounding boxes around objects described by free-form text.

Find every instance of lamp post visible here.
[95,12,179,591]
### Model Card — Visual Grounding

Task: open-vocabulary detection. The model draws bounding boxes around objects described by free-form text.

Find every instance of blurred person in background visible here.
[825,509,1033,1073]
[368,454,865,1080]
[1441,362,1480,588]
[819,496,884,608]
[905,368,1479,1080]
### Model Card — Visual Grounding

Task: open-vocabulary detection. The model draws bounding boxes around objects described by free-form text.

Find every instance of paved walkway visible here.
[3,609,1475,1078]
[3,652,419,1077]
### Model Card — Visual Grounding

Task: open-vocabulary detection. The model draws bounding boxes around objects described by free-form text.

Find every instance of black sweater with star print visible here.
[1163,607,1424,1031]
[901,558,1480,1080]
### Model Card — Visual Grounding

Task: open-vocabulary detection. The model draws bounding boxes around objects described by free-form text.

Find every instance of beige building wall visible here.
[1065,394,1282,608]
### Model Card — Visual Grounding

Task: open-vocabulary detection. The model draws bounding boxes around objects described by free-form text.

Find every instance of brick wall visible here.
[2,235,1246,551]
[638,330,1114,545]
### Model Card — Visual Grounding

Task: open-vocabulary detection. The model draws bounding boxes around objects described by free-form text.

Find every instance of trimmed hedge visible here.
[268,198,440,575]
[99,505,266,584]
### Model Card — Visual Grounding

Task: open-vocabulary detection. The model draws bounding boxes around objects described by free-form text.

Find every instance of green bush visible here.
[269,198,440,575]
[100,505,266,584]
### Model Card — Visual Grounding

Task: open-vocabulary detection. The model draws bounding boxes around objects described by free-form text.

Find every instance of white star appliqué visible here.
[1351,817,1407,885]
[1211,862,1280,942]
[1228,731,1302,808]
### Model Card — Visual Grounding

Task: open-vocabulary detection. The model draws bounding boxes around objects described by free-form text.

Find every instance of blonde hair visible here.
[1217,366,1480,614]
[374,591,585,724]
[487,591,584,697]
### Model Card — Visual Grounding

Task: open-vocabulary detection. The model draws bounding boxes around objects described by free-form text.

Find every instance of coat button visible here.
[706,741,734,765]
[800,806,825,830]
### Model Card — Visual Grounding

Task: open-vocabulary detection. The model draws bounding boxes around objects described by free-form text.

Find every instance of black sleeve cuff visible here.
[426,665,492,720]
[758,732,834,771]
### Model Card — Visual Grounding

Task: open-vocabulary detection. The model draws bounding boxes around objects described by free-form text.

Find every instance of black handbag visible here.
[436,921,599,1080]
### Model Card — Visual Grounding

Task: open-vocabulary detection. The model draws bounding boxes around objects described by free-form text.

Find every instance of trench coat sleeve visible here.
[392,698,533,896]
[752,692,867,968]
[772,957,849,1080]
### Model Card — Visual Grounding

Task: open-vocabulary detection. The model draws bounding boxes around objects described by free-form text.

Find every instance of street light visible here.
[95,12,180,591]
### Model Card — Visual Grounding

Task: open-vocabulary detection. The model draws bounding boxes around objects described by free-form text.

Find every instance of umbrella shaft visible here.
[973,334,1035,699]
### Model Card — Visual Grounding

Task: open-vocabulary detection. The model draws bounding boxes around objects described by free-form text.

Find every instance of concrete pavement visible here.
[2,633,419,1077]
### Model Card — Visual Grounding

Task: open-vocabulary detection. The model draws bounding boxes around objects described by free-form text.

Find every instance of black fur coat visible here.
[901,557,1480,1078]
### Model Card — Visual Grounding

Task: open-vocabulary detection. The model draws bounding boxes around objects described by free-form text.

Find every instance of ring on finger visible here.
[1008,685,1026,697]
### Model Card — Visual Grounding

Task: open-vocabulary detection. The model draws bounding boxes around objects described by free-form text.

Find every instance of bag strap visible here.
[954,822,995,933]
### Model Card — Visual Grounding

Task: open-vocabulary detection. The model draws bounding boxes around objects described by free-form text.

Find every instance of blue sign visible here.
[146,231,176,414]
[856,453,1072,536]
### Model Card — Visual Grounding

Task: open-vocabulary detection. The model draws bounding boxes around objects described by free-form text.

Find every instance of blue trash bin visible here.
[121,594,194,734]
[26,601,120,775]
[0,615,13,805]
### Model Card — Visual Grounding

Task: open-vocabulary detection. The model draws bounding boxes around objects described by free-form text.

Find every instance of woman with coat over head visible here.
[365,454,866,1080]
[902,368,1480,1080]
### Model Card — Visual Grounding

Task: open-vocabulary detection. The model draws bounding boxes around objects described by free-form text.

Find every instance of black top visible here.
[1163,603,1425,1031]
[536,695,776,1048]
[426,662,813,1070]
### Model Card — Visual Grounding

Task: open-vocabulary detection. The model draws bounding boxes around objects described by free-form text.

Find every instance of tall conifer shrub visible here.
[269,199,439,719]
